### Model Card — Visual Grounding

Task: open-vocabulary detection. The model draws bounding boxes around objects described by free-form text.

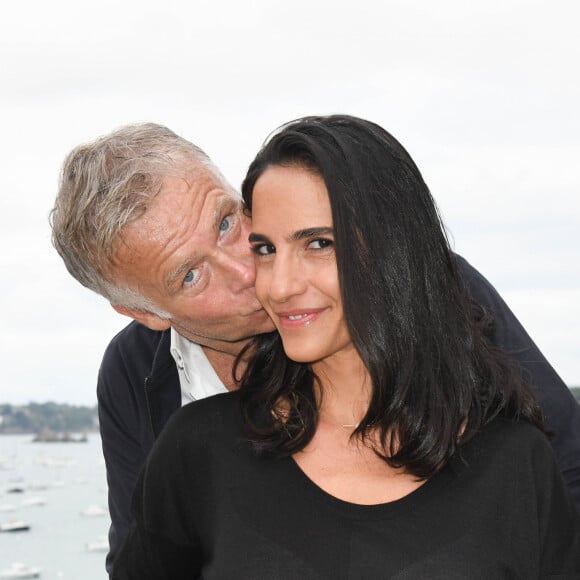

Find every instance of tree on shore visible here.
[0,402,98,434]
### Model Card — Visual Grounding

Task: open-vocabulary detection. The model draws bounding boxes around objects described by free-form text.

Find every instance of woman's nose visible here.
[267,253,307,303]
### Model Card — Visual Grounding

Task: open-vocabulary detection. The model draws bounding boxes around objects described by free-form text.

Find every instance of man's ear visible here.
[112,304,171,331]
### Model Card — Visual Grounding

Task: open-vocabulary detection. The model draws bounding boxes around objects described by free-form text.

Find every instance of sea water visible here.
[0,434,109,579]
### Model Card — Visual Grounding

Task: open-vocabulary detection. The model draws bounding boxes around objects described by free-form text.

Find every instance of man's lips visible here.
[274,308,326,329]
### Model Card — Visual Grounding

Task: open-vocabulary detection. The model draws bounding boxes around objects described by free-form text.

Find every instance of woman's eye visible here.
[308,238,333,250]
[183,268,199,286]
[252,244,275,256]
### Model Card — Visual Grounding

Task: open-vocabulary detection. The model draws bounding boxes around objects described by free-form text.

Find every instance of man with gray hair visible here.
[51,122,580,576]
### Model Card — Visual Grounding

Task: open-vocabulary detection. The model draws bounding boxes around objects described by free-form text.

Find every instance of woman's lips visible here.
[275,308,325,329]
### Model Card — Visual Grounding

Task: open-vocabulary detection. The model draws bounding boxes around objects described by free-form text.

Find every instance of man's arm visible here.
[97,322,180,576]
[111,404,206,580]
[456,255,580,512]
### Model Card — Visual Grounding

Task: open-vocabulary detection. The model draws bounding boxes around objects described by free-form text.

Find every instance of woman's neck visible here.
[312,350,371,428]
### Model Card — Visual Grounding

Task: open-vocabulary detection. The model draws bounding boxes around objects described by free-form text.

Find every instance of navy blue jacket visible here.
[97,256,580,575]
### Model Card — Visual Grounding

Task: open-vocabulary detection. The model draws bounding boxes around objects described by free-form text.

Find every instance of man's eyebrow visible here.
[165,258,195,293]
[212,195,240,229]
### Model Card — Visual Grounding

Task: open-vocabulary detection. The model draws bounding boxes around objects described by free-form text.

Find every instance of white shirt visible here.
[170,328,228,406]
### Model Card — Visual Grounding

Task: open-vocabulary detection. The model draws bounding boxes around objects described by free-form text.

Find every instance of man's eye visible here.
[183,269,199,285]
[219,215,232,232]
[308,238,333,250]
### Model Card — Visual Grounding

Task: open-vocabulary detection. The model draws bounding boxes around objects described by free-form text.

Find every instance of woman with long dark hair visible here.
[113,115,579,579]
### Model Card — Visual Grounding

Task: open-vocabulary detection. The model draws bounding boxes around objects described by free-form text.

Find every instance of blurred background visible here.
[1,0,578,406]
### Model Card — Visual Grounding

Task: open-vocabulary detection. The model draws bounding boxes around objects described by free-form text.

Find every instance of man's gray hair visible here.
[50,122,224,313]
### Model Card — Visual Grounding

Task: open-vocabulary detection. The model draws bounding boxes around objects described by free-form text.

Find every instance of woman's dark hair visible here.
[238,114,544,479]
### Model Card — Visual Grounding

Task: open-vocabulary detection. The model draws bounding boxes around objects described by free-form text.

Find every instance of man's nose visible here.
[216,245,256,291]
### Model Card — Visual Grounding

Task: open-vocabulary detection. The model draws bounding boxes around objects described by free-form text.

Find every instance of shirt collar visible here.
[169,328,228,406]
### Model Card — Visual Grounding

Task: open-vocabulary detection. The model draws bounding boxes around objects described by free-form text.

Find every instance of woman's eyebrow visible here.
[290,226,333,242]
[249,227,333,245]
[248,232,270,244]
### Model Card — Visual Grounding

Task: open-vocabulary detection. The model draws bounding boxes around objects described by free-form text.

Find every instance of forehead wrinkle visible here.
[183,162,240,222]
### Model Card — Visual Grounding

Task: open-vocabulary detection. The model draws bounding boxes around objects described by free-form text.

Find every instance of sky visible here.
[1,0,578,406]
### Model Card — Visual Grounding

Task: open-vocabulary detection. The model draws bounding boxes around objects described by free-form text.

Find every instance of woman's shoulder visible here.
[465,416,555,472]
[446,418,563,513]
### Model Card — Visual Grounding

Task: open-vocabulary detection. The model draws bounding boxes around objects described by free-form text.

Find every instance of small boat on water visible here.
[80,504,107,517]
[0,520,31,532]
[21,496,46,507]
[0,562,41,579]
[6,487,24,494]
[0,503,17,512]
[86,535,109,552]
